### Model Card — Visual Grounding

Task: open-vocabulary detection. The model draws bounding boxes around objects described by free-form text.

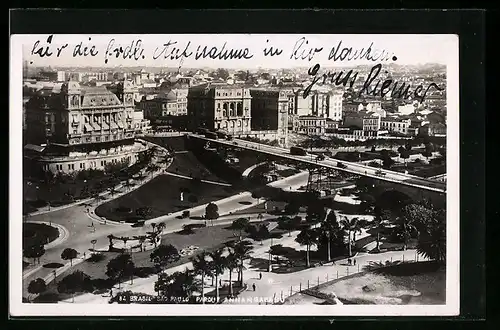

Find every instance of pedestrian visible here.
[110,288,113,297]
[252,283,256,291]
[83,252,86,259]
[353,259,356,266]
[259,272,262,280]
[219,279,222,287]
[348,258,351,266]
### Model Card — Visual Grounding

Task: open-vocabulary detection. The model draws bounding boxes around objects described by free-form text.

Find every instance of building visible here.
[292,116,326,135]
[133,110,152,134]
[187,83,252,135]
[398,104,416,115]
[380,117,412,135]
[249,89,289,146]
[139,91,178,118]
[419,123,446,137]
[24,81,147,174]
[343,112,381,137]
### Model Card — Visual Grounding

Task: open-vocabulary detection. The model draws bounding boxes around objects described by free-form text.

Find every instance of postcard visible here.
[10,33,459,316]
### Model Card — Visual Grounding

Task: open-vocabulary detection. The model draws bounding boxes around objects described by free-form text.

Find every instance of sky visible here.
[15,34,458,69]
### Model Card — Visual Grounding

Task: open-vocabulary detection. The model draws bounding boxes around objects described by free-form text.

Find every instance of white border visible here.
[9,34,460,317]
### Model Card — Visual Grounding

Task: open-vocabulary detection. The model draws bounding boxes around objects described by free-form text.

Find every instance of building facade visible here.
[24,81,146,174]
[380,117,412,135]
[249,89,289,146]
[187,84,252,135]
[292,116,326,135]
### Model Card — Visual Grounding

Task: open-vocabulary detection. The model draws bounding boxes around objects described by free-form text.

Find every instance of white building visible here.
[380,117,412,135]
[398,104,416,115]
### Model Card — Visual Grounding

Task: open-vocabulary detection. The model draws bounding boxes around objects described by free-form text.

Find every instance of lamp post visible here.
[268,237,274,272]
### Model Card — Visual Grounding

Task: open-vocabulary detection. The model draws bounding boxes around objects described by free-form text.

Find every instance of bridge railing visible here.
[189,134,446,193]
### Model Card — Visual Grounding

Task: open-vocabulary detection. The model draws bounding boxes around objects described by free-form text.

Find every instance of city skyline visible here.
[19,34,457,69]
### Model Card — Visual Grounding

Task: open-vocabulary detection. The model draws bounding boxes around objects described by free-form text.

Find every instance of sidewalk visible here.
[27,140,171,217]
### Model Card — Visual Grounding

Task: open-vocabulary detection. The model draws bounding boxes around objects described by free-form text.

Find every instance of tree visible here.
[306,200,325,223]
[205,202,219,226]
[340,217,362,257]
[154,269,198,302]
[277,216,294,237]
[394,215,419,251]
[57,270,92,303]
[105,253,135,288]
[23,244,45,265]
[208,249,226,302]
[150,244,180,273]
[27,278,47,301]
[319,210,342,262]
[370,209,392,251]
[191,251,211,304]
[400,150,410,166]
[232,240,253,287]
[61,248,78,266]
[256,224,270,245]
[224,249,238,297]
[215,68,229,80]
[90,239,97,252]
[284,203,300,216]
[382,156,395,169]
[417,209,446,263]
[136,206,152,220]
[156,222,166,234]
[295,228,318,267]
[231,218,250,240]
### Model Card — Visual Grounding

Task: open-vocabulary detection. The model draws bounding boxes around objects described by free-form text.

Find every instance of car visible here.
[182,210,191,218]
[337,162,347,169]
[131,221,145,228]
[316,154,326,161]
[233,141,238,145]
[375,169,386,176]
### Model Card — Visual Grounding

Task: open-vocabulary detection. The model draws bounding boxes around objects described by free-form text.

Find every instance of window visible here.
[105,136,109,141]
[96,137,101,142]
[73,130,77,134]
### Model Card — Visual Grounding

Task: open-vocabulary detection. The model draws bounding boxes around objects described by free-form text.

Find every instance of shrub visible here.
[87,253,106,263]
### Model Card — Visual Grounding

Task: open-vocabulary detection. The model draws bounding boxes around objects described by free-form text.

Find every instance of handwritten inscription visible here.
[290,37,323,61]
[73,37,98,58]
[153,40,193,60]
[328,40,394,62]
[195,42,253,60]
[104,39,145,64]
[305,63,444,102]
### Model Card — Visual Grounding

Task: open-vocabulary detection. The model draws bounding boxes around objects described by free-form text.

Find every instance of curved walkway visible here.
[26,139,170,217]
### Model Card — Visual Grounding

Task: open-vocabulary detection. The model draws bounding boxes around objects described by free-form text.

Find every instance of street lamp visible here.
[268,237,274,272]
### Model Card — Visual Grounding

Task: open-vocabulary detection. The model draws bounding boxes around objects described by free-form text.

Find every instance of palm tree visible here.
[319,210,342,262]
[417,209,446,263]
[108,186,118,197]
[224,249,238,297]
[148,231,159,248]
[191,251,211,304]
[395,215,418,251]
[370,210,392,251]
[208,249,226,302]
[232,240,253,287]
[156,222,166,235]
[138,236,146,252]
[295,228,318,267]
[340,217,362,257]
[90,239,97,252]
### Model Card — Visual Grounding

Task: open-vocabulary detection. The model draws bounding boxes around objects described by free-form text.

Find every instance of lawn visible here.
[95,175,240,222]
[142,136,187,152]
[33,224,250,303]
[23,222,59,247]
[168,151,226,183]
[316,261,446,305]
